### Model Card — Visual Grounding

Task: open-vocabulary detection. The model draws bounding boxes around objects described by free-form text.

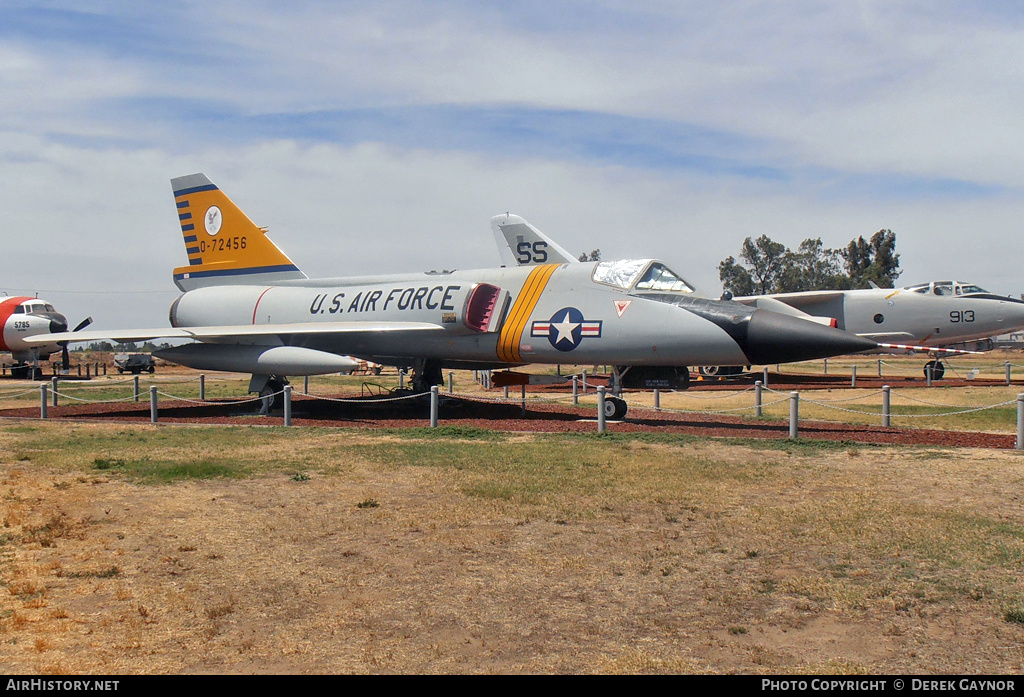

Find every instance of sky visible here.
[3,0,1024,330]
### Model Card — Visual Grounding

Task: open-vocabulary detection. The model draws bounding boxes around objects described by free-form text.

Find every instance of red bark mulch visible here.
[2,390,1016,450]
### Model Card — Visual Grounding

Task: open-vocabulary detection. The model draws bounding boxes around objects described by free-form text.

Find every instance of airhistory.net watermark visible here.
[6,681,119,692]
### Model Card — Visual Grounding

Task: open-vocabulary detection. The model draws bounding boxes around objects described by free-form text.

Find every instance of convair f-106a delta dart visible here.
[35,174,876,419]
[491,213,1024,379]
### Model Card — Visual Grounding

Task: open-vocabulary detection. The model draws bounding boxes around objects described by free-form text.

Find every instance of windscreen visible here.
[592,259,695,293]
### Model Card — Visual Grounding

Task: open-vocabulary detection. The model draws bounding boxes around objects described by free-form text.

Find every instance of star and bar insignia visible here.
[531,307,602,351]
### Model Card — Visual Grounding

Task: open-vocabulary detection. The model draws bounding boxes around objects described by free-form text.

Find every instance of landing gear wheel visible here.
[699,366,745,377]
[259,378,286,414]
[412,359,444,393]
[924,360,945,380]
[603,396,628,421]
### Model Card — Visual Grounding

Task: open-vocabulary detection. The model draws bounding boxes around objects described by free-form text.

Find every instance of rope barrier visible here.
[48,390,140,404]
[622,395,790,416]
[885,400,1017,419]
[891,391,971,408]
[154,390,264,406]
[16,373,1024,438]
[798,390,885,405]
[665,385,757,400]
[0,389,45,399]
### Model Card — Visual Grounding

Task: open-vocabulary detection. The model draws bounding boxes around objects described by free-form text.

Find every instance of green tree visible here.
[842,229,901,288]
[719,229,899,295]
[718,255,755,296]
[739,235,788,295]
[777,238,850,292]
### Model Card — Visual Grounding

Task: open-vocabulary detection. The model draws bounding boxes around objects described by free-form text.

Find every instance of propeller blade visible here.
[73,317,93,332]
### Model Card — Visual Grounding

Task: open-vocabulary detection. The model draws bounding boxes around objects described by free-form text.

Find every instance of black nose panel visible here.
[742,310,878,365]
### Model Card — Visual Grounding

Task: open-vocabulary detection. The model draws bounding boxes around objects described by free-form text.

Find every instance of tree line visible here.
[718,229,901,296]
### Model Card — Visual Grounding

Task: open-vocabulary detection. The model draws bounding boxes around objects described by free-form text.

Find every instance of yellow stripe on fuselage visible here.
[497,264,559,363]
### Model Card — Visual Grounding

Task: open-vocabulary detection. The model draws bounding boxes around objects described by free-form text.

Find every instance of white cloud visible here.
[4,136,1023,335]
[3,0,1024,340]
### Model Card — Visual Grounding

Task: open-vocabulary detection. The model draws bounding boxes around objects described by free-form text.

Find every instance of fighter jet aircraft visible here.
[491,214,1024,379]
[0,295,89,378]
[728,282,1024,378]
[33,174,876,419]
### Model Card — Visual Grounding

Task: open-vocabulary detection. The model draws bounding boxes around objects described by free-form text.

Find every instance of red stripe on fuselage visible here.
[252,288,273,324]
[0,297,32,351]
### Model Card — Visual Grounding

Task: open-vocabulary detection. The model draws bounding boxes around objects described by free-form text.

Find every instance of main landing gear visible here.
[602,395,628,421]
[252,375,289,415]
[411,359,443,393]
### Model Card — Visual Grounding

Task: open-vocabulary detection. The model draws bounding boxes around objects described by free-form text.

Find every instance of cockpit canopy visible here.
[592,259,696,294]
[12,301,57,315]
[906,281,988,297]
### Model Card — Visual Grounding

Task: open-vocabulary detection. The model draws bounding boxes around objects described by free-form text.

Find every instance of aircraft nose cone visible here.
[49,316,68,334]
[742,310,878,365]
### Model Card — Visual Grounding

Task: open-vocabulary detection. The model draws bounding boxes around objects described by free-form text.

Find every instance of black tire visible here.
[699,366,744,377]
[924,360,945,380]
[259,379,285,412]
[603,396,628,421]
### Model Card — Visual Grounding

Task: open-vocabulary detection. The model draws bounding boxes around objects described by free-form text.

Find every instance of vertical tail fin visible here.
[490,214,578,267]
[171,173,307,291]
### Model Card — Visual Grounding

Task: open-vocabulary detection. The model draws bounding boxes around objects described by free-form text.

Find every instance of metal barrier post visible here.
[200,374,206,400]
[851,365,857,388]
[581,369,587,393]
[597,386,606,433]
[503,385,509,399]
[520,384,526,417]
[133,375,140,402]
[654,388,660,412]
[755,380,762,417]
[51,377,58,407]
[1007,362,1012,386]
[1017,394,1024,451]
[398,370,405,390]
[284,385,292,427]
[150,386,158,424]
[304,375,309,394]
[447,372,453,394]
[430,385,439,427]
[40,384,47,419]
[789,391,799,439]
[572,376,579,405]
[762,367,769,387]
[877,360,882,378]
[926,363,933,387]
[882,385,891,428]
[823,358,828,375]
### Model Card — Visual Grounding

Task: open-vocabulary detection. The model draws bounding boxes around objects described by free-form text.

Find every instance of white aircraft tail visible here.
[171,173,308,291]
[490,213,578,267]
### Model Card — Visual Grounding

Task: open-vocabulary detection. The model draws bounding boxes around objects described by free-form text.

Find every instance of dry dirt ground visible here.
[1,425,1023,675]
